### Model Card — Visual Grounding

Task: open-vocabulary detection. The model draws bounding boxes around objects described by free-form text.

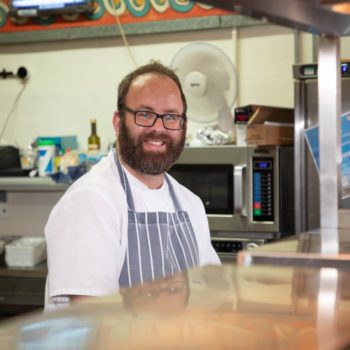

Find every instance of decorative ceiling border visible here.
[0,0,260,45]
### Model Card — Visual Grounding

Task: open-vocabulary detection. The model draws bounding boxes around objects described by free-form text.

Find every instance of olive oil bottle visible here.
[88,118,101,152]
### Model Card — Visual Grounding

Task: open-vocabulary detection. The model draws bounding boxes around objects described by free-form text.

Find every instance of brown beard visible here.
[118,118,186,175]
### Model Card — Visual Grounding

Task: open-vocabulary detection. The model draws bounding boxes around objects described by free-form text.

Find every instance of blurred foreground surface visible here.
[0,263,349,350]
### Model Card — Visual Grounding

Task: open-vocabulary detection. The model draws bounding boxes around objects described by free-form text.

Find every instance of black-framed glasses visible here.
[119,104,186,130]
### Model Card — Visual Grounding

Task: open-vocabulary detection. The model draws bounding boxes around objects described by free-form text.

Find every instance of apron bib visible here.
[113,150,199,288]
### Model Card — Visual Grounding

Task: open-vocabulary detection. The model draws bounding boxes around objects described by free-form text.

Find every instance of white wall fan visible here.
[170,41,238,134]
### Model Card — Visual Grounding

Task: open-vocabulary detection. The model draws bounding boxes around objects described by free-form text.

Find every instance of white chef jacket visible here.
[44,150,220,311]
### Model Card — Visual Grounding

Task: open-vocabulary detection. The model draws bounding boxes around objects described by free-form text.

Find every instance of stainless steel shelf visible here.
[0,177,68,192]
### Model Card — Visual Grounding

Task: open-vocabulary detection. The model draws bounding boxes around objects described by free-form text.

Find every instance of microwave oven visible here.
[168,145,294,242]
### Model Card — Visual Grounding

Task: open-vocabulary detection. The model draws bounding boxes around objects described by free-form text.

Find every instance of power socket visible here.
[0,202,8,218]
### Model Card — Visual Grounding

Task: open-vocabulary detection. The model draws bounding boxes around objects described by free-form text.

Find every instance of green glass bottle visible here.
[88,118,101,152]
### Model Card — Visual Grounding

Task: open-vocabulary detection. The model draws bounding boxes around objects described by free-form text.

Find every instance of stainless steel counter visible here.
[0,178,67,236]
[238,229,350,269]
[0,263,349,349]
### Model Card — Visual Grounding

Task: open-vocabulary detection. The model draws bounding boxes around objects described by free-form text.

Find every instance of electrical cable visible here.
[113,7,138,68]
[0,83,26,144]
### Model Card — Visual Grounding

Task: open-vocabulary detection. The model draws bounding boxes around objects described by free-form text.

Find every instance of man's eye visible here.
[164,114,178,122]
[137,111,153,119]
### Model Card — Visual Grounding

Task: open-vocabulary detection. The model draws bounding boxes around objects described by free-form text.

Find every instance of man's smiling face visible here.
[115,73,186,175]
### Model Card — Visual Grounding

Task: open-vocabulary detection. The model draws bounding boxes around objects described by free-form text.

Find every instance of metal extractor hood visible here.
[197,0,350,36]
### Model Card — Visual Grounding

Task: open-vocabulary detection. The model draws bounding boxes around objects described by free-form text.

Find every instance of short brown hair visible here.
[117,61,187,116]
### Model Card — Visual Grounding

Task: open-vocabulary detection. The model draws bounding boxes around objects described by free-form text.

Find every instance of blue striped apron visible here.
[113,151,199,288]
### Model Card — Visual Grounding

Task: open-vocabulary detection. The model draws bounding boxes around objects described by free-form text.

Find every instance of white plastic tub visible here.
[5,237,47,267]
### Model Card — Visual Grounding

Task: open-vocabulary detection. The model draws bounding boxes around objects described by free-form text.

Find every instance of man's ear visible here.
[113,110,121,135]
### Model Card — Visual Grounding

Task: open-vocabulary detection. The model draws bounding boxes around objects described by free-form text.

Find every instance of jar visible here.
[37,140,56,177]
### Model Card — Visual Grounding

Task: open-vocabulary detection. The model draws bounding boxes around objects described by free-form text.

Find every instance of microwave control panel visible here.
[210,236,268,263]
[252,157,274,222]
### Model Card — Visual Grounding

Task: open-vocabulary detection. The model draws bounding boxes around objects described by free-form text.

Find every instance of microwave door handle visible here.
[234,164,247,217]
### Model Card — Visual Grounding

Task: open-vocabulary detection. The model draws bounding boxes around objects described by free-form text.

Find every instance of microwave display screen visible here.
[169,164,233,215]
[253,160,272,170]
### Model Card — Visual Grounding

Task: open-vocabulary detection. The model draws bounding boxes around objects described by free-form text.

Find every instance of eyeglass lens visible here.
[135,111,184,130]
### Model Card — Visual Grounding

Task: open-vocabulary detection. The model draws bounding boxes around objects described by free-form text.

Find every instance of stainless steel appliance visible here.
[198,0,350,254]
[197,0,350,37]
[169,145,294,261]
[294,63,350,233]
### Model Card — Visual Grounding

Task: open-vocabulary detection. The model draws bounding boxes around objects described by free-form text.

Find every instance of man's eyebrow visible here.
[135,104,153,110]
[136,105,182,114]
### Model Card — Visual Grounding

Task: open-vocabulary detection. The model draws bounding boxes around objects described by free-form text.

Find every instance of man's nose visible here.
[151,116,166,130]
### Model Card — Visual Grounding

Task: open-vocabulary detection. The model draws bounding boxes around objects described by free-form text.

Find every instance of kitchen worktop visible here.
[0,262,349,349]
[238,229,350,269]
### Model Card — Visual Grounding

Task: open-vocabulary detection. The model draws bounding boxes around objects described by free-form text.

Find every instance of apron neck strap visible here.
[113,149,135,211]
[164,174,182,212]
[113,149,183,212]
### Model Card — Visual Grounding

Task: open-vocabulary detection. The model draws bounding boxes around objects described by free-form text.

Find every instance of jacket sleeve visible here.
[45,183,128,300]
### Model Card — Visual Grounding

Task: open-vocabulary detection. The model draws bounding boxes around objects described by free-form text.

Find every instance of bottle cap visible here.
[38,139,55,146]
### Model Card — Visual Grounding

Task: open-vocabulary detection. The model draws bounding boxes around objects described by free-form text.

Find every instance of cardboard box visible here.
[246,105,294,146]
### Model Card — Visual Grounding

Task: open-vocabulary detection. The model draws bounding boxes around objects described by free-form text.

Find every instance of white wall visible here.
[341,36,350,58]
[2,24,350,152]
[1,24,298,152]
[237,25,295,108]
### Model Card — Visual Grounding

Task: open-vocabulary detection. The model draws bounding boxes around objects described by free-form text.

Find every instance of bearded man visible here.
[44,61,220,311]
